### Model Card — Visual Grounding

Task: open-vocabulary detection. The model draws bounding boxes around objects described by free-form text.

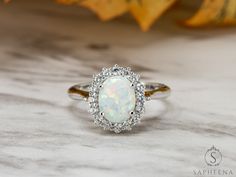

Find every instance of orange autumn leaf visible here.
[184,0,236,27]
[80,0,128,21]
[57,0,236,30]
[57,0,176,31]
[57,0,128,20]
[129,0,176,31]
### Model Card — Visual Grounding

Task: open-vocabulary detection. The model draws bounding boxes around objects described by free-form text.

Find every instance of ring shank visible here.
[68,82,170,101]
[144,83,171,99]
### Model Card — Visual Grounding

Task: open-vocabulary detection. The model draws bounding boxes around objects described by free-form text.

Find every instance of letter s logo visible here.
[204,146,222,166]
[210,152,217,164]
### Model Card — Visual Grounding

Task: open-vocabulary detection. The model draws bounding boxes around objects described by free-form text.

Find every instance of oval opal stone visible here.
[98,76,136,123]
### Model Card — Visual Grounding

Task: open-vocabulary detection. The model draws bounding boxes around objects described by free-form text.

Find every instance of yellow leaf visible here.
[80,0,128,21]
[57,0,81,5]
[185,0,236,27]
[129,0,176,31]
[57,0,129,20]
[57,0,176,31]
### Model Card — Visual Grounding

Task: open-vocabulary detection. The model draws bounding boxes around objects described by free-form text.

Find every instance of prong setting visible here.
[100,112,105,117]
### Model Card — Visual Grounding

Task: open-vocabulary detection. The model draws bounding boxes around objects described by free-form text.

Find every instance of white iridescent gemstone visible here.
[98,76,136,123]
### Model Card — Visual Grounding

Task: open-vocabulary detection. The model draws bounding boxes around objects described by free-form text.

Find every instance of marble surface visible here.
[0,1,236,177]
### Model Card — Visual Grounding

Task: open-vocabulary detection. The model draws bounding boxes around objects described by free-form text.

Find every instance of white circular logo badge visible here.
[204,146,222,166]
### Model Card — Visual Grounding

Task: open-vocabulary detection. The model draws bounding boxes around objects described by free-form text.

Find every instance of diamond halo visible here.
[88,65,145,133]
